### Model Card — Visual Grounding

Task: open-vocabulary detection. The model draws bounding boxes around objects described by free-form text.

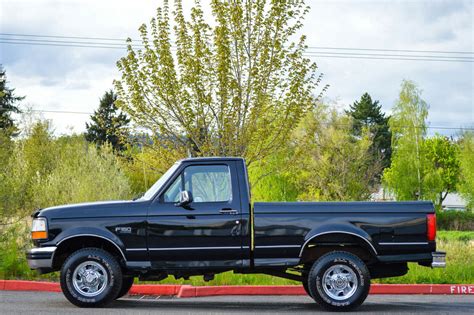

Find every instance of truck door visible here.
[147,161,243,268]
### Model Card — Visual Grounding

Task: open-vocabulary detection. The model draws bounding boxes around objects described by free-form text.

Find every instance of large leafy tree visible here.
[383,80,429,200]
[347,93,391,174]
[422,135,460,209]
[85,90,130,152]
[0,66,24,136]
[292,106,380,201]
[115,0,324,167]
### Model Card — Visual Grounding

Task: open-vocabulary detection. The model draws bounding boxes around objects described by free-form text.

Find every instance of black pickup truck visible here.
[27,157,445,311]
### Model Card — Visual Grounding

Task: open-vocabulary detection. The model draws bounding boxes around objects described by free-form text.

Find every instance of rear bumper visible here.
[377,251,446,268]
[431,251,446,268]
[26,246,56,270]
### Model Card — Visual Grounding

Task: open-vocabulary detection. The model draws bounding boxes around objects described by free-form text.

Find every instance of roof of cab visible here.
[180,156,245,163]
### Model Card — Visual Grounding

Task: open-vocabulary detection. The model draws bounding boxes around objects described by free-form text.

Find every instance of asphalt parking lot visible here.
[0,291,473,314]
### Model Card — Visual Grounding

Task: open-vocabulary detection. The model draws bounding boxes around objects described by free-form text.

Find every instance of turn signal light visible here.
[31,231,48,240]
[427,213,436,241]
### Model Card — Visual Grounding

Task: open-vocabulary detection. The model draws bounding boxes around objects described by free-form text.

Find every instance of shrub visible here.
[436,210,474,231]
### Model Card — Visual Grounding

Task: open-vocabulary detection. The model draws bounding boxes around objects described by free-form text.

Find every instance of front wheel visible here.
[308,251,370,311]
[116,276,135,299]
[302,271,312,297]
[60,248,123,307]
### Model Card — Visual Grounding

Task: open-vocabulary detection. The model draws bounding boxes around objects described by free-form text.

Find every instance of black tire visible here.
[302,271,312,297]
[116,276,134,299]
[308,251,370,312]
[60,248,123,308]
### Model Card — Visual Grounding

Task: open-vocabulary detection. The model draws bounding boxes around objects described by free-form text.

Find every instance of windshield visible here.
[138,162,180,201]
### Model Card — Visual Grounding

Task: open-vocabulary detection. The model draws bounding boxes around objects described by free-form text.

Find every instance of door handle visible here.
[219,208,239,215]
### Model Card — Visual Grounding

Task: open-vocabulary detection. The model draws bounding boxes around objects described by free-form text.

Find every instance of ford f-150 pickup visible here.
[27,157,446,311]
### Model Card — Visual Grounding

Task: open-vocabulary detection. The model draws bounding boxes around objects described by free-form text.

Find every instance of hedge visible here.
[436,210,474,231]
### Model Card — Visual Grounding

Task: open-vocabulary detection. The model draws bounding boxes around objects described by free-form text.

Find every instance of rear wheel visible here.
[308,251,370,311]
[60,248,122,307]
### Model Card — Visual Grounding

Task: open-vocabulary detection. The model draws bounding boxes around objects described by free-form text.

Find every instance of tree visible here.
[1,119,132,223]
[115,0,324,166]
[0,66,24,136]
[347,93,391,174]
[458,131,474,211]
[422,135,460,209]
[248,150,299,202]
[383,80,429,200]
[291,106,380,201]
[33,136,131,208]
[85,90,130,152]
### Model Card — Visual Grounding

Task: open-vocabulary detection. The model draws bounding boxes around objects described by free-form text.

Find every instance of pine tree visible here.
[85,90,130,152]
[347,93,391,174]
[0,66,24,136]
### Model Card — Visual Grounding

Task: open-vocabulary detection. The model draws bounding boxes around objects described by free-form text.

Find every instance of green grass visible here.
[437,230,474,242]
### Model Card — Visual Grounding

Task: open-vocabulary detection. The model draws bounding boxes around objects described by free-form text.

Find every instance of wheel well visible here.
[52,236,126,270]
[300,233,377,265]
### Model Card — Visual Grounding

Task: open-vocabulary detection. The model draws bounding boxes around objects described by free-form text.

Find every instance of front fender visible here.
[45,227,127,260]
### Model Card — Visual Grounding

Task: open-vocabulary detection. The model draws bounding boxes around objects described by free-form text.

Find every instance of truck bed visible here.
[252,201,435,267]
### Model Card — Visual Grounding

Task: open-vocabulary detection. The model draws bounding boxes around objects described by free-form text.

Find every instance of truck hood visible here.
[35,200,143,219]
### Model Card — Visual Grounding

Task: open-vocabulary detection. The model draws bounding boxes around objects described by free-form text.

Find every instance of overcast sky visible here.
[1,0,473,136]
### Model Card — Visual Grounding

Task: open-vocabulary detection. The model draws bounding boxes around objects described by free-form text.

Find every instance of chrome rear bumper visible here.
[432,251,446,268]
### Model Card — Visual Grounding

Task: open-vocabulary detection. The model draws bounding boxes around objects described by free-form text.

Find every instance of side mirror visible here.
[175,190,193,207]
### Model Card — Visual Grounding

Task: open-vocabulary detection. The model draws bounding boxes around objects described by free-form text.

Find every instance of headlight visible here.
[31,218,48,240]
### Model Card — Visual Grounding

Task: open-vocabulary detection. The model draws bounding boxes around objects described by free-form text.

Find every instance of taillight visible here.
[427,213,436,241]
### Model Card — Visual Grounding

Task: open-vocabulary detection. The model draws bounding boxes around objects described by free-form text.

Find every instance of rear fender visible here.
[299,225,378,258]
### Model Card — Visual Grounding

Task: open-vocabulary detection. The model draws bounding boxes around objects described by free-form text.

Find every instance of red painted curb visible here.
[0,280,61,292]
[1,280,473,296]
[369,284,474,295]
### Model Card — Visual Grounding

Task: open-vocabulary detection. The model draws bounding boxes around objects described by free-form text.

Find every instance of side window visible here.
[163,175,182,203]
[184,165,232,203]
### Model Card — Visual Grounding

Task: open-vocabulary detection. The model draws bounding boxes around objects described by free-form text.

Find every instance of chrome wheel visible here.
[72,261,108,297]
[322,264,358,300]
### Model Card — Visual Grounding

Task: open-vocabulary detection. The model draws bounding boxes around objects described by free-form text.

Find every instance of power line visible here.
[1,40,473,63]
[0,40,129,50]
[30,109,92,115]
[0,37,138,47]
[306,46,474,55]
[0,32,141,42]
[305,54,473,63]
[304,51,473,60]
[2,32,473,55]
[2,38,472,62]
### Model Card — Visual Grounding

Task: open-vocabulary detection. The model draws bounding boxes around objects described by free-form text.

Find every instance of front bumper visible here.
[431,251,446,268]
[26,246,56,269]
